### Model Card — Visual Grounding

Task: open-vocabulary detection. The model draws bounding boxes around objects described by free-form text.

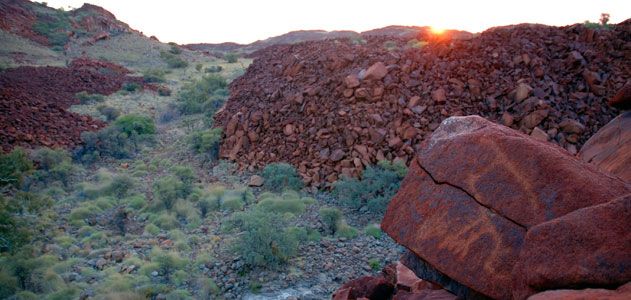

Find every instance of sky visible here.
[47,0,631,44]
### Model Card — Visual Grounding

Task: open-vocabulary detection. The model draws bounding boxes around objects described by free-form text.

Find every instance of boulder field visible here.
[368,115,630,300]
[0,58,145,152]
[215,21,630,187]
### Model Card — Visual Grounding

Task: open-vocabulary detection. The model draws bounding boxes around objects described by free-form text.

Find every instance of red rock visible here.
[579,112,630,182]
[345,74,361,88]
[527,282,631,300]
[513,194,631,299]
[608,83,631,110]
[332,276,394,300]
[330,149,346,162]
[431,89,446,104]
[382,116,630,299]
[363,62,388,81]
[408,96,421,108]
[558,119,585,134]
[393,289,457,300]
[530,127,549,142]
[520,109,548,129]
[284,124,294,136]
[513,83,533,102]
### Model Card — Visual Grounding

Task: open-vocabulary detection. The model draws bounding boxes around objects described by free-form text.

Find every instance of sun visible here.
[430,26,445,35]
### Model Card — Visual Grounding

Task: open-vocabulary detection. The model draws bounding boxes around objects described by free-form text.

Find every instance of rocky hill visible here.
[214,21,630,187]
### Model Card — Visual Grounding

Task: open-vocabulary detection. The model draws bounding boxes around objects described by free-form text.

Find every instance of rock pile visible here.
[215,21,630,186]
[380,116,630,299]
[0,59,144,152]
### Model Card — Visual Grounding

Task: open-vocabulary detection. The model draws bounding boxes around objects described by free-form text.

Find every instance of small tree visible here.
[600,13,610,26]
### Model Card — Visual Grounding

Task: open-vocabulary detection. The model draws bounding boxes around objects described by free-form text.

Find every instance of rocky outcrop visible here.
[215,22,629,186]
[527,282,631,300]
[0,59,145,152]
[381,116,630,299]
[579,112,630,182]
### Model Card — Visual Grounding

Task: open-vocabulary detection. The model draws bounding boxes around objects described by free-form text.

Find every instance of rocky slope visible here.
[0,58,146,152]
[215,21,630,186]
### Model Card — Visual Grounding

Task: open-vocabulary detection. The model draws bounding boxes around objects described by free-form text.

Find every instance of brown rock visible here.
[521,109,548,129]
[345,74,360,88]
[527,282,631,300]
[393,289,457,300]
[330,149,346,162]
[502,112,514,127]
[355,88,370,100]
[609,83,631,110]
[431,89,446,104]
[408,96,421,108]
[248,175,264,187]
[579,112,631,182]
[513,83,533,102]
[558,119,585,134]
[284,124,294,136]
[333,276,394,300]
[513,195,631,299]
[363,62,388,81]
[382,116,630,300]
[530,127,549,142]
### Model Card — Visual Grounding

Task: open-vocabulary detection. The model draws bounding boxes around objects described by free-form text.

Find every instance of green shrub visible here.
[160,51,188,69]
[221,195,244,212]
[125,195,146,210]
[168,44,182,55]
[104,175,135,198]
[364,224,383,239]
[334,160,407,214]
[189,128,222,160]
[122,82,141,92]
[30,148,76,187]
[171,166,195,196]
[153,176,186,210]
[0,148,34,188]
[368,258,381,271]
[158,86,172,97]
[97,105,121,121]
[0,268,17,298]
[336,222,358,239]
[225,210,297,267]
[114,114,156,136]
[69,205,98,222]
[262,163,303,192]
[224,52,238,63]
[152,213,179,230]
[257,193,305,215]
[150,248,187,280]
[197,194,219,218]
[76,91,105,104]
[144,223,160,235]
[197,278,220,296]
[319,207,342,235]
[195,64,203,72]
[177,75,227,115]
[143,69,166,83]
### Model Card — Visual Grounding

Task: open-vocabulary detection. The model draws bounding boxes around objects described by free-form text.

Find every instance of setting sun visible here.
[430,26,446,34]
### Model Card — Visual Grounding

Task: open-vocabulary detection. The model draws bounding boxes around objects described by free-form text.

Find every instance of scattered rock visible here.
[248,175,264,187]
[363,62,388,81]
[579,112,631,182]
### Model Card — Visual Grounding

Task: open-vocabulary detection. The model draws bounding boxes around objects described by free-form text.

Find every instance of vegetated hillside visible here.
[215,21,630,187]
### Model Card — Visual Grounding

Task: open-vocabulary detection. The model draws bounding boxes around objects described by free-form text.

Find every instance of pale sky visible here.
[47,0,630,44]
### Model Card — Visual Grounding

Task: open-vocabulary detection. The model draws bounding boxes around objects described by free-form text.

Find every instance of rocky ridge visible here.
[215,21,630,186]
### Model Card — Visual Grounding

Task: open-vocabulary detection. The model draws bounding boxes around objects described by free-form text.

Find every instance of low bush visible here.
[262,163,303,192]
[30,148,76,187]
[76,91,105,104]
[157,86,172,97]
[177,75,227,115]
[257,193,305,215]
[335,222,358,239]
[333,160,407,214]
[364,224,382,239]
[189,128,222,160]
[160,51,188,69]
[151,213,179,230]
[195,63,203,72]
[152,176,183,210]
[150,248,187,280]
[32,9,71,47]
[224,52,238,63]
[197,193,220,218]
[0,148,34,188]
[318,206,342,235]
[97,105,121,121]
[122,82,141,92]
[142,69,166,83]
[225,209,297,268]
[221,195,244,212]
[144,223,160,236]
[368,258,381,271]
[114,115,156,136]
[168,44,182,55]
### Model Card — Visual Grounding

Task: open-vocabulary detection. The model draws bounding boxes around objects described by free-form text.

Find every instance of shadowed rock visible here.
[579,112,630,182]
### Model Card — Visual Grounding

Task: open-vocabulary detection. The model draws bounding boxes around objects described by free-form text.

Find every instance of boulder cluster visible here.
[0,59,145,152]
[372,115,630,300]
[215,21,629,187]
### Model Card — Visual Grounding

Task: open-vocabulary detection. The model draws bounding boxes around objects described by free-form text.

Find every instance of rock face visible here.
[579,112,630,182]
[527,282,631,300]
[215,22,628,186]
[381,116,631,299]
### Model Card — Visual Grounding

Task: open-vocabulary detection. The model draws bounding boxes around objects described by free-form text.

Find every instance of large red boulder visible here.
[579,112,630,182]
[332,276,394,300]
[382,116,630,299]
[513,194,631,299]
